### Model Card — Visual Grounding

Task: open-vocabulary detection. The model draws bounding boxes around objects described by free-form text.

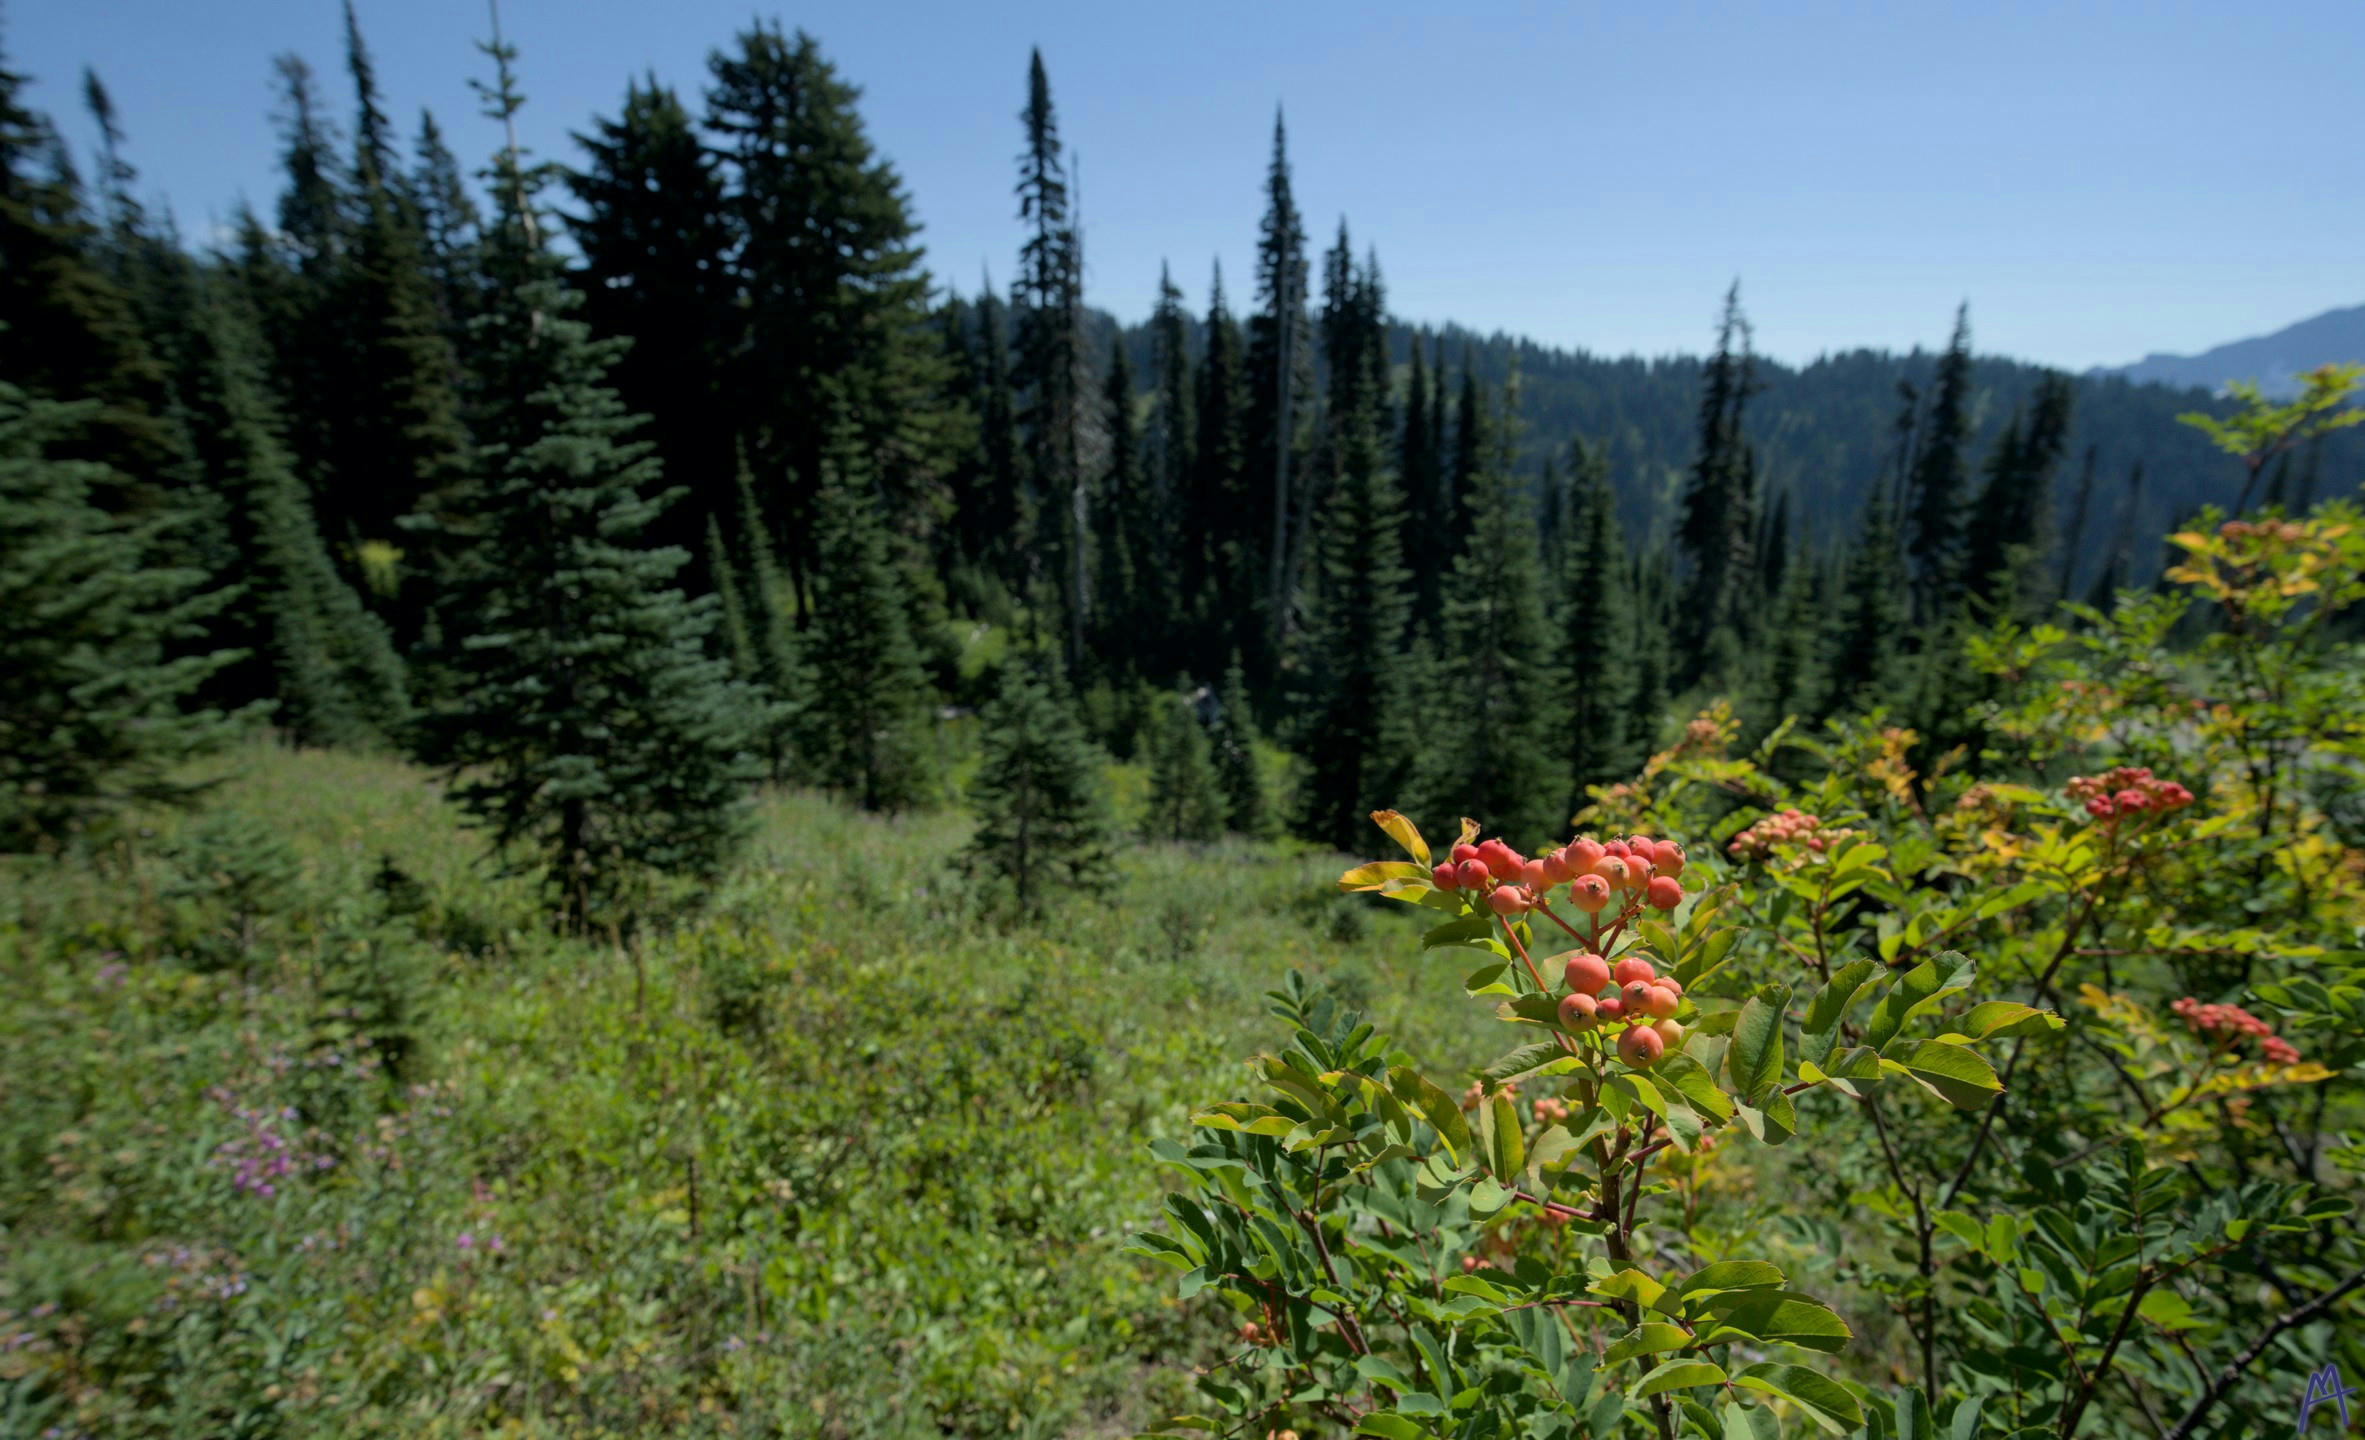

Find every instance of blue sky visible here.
[12,0,2360,369]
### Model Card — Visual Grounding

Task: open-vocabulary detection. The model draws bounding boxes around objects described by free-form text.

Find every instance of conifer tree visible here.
[1400,335,1445,615]
[177,268,408,746]
[707,24,956,619]
[1448,352,1486,551]
[1010,48,1086,659]
[797,459,934,810]
[1093,336,1146,667]
[1675,283,1760,688]
[407,110,480,347]
[1962,372,2073,611]
[1414,384,1557,848]
[2055,443,2099,600]
[1246,110,1311,658]
[1,385,245,853]
[1825,489,1907,716]
[0,42,178,479]
[1557,454,1633,817]
[567,76,734,572]
[1905,304,1974,621]
[727,456,806,774]
[966,656,1114,916]
[415,33,758,926]
[1625,549,1674,770]
[1147,263,1194,667]
[1751,555,1821,732]
[1211,653,1270,837]
[1289,401,1413,850]
[1142,683,1223,844]
[1190,266,1250,674]
[963,281,1030,595]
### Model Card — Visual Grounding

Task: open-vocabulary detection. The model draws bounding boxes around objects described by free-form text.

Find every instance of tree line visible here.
[3,9,2334,919]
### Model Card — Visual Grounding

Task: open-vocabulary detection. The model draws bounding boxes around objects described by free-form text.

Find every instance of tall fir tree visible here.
[706,24,957,621]
[1625,548,1675,771]
[1142,683,1223,844]
[797,457,934,811]
[1010,48,1087,662]
[2055,443,2100,600]
[1675,282,1760,690]
[1962,371,2073,611]
[414,31,758,926]
[1448,350,1486,555]
[1244,110,1311,662]
[1211,652,1269,837]
[966,656,1114,915]
[1289,399,1414,850]
[1,386,250,853]
[407,110,480,350]
[1400,333,1447,619]
[566,76,735,578]
[1414,381,1558,848]
[1147,262,1195,667]
[1557,452,1633,818]
[1824,488,1907,717]
[1092,335,1146,668]
[1904,303,1975,622]
[1189,264,1251,676]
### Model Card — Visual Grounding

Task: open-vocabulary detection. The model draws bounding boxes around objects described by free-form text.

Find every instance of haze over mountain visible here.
[2091,304,2365,398]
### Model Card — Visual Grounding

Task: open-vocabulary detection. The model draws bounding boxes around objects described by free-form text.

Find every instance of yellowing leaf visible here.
[1368,810,1430,867]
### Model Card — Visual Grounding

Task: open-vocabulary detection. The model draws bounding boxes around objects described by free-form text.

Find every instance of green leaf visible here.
[1947,1395,1986,1440]
[1602,1322,1692,1366]
[1635,1359,1727,1397]
[1732,1364,1865,1434]
[1524,1122,1582,1194]
[1479,1041,1566,1084]
[2135,1289,2202,1331]
[1485,1092,1524,1180]
[1462,961,1511,996]
[1679,1260,1786,1297]
[1652,1053,1735,1123]
[1423,913,1499,952]
[1389,1066,1471,1162]
[1864,952,1970,1051]
[1591,1268,1668,1310]
[1710,1293,1852,1353]
[1803,959,1879,1036]
[1728,986,1790,1105]
[1938,1000,2061,1043]
[1827,1046,1883,1079]
[1888,1040,2003,1110]
[1355,1414,1426,1440]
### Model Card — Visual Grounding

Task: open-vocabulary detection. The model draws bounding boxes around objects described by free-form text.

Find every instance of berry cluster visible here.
[1431,834,1688,916]
[2065,766,2193,822]
[1556,950,1686,1069]
[2218,519,2307,545]
[2171,997,2300,1065]
[1726,809,1854,861]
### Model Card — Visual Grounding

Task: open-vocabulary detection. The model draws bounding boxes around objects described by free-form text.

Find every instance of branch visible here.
[2164,1265,2365,1439]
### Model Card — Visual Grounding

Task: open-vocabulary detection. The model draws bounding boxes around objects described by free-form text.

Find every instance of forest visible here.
[3,6,2363,1439]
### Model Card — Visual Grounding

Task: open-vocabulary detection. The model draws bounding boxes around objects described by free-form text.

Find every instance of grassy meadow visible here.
[0,741,1509,1439]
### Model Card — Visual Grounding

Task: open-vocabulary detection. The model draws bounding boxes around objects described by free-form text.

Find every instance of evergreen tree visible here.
[959,280,1030,597]
[1750,554,1821,733]
[1904,303,1975,621]
[1757,488,1792,599]
[1448,351,1486,551]
[798,460,934,810]
[1211,653,1269,837]
[407,110,480,348]
[330,4,472,615]
[177,267,408,746]
[0,385,245,853]
[966,657,1114,915]
[724,452,806,774]
[1675,282,1760,688]
[1414,386,1557,848]
[415,34,758,926]
[1557,454,1633,817]
[706,24,957,619]
[1625,549,1674,770]
[567,76,735,574]
[1147,262,1194,665]
[2055,443,2100,600]
[1400,334,1446,617]
[1010,48,1086,661]
[1093,336,1146,667]
[2084,459,2145,613]
[1825,488,1907,716]
[1142,683,1223,844]
[0,41,178,479]
[1289,400,1414,850]
[1188,264,1250,675]
[1245,110,1312,660]
[1963,371,2074,611]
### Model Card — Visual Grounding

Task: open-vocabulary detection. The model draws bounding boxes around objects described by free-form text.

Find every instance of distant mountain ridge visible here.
[2091,304,2365,399]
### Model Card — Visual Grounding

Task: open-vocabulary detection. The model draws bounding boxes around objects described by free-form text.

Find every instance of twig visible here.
[2163,1265,2365,1439]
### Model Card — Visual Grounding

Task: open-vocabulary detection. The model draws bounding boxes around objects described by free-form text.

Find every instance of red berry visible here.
[1646,875,1684,911]
[1431,862,1460,890]
[1651,1018,1686,1049]
[1626,836,1656,861]
[1570,874,1613,913]
[1617,1025,1665,1069]
[1640,985,1680,1020]
[1596,856,1630,889]
[1655,843,1686,878]
[1487,885,1532,916]
[1657,975,1684,998]
[1558,992,1599,1030]
[1479,840,1525,882]
[1456,858,1490,889]
[1563,952,1612,996]
[1612,955,1657,986]
[1597,996,1626,1021]
[1620,979,1656,1012]
[1541,850,1573,885]
[1451,843,1481,864]
[1602,840,1631,860]
[1567,838,1606,874]
[1521,858,1551,889]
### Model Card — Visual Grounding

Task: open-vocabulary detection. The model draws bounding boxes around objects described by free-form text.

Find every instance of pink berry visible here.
[1487,885,1532,916]
[1570,874,1612,913]
[1456,858,1490,889]
[1611,955,1657,987]
[1563,952,1612,996]
[1558,992,1599,1030]
[1646,875,1684,911]
[1431,862,1461,890]
[1617,1025,1665,1069]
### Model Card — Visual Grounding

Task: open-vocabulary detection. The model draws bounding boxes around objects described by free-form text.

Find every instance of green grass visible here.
[0,745,1492,1439]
